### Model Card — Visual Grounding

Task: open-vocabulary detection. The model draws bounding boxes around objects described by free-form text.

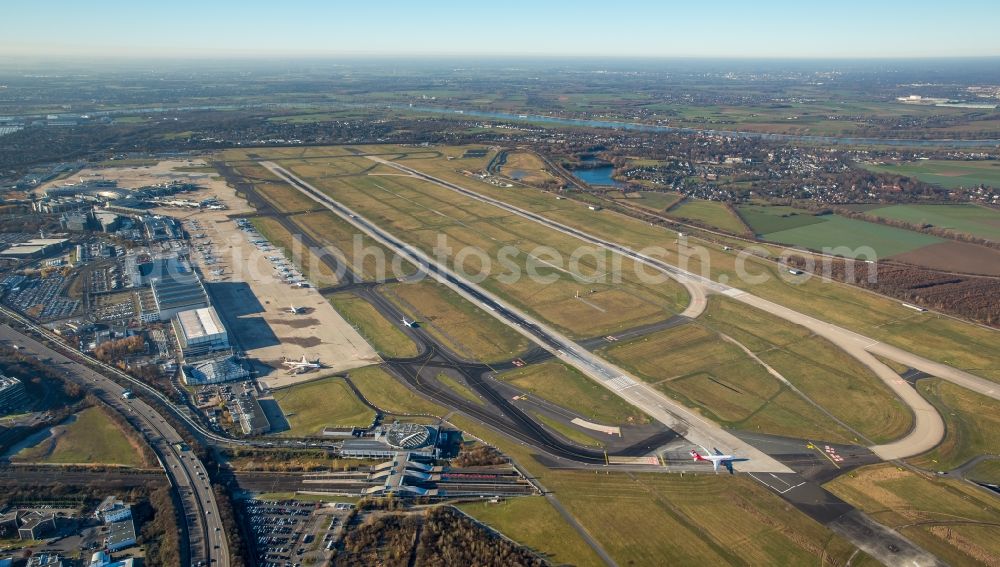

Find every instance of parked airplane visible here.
[401,317,420,328]
[287,304,305,314]
[690,448,749,474]
[282,355,322,374]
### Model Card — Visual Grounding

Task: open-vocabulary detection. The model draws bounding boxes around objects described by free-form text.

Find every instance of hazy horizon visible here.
[4,0,999,60]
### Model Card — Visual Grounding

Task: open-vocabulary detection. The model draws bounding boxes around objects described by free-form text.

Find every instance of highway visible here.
[261,160,793,474]
[353,154,1000,461]
[0,318,229,567]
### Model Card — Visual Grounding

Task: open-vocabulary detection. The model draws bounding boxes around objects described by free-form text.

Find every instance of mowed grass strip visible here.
[701,297,912,444]
[227,161,320,213]
[291,211,416,280]
[500,360,650,425]
[279,160,686,338]
[348,365,447,417]
[908,379,1000,471]
[825,464,1000,567]
[14,406,144,467]
[435,372,484,406]
[531,412,605,448]
[384,280,531,362]
[273,376,376,436]
[666,198,747,234]
[328,292,418,357]
[544,470,860,567]
[966,459,1000,484]
[458,497,605,567]
[599,324,854,442]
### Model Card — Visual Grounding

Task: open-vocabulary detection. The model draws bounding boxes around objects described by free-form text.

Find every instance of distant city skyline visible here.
[3,0,999,59]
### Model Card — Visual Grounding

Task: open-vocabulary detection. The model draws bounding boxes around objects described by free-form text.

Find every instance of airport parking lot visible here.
[244,498,350,567]
[1,273,81,320]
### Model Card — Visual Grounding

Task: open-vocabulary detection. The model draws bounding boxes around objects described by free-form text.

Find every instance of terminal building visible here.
[144,259,208,322]
[172,307,229,358]
[341,423,441,460]
[181,355,250,385]
[0,238,70,260]
[0,375,28,414]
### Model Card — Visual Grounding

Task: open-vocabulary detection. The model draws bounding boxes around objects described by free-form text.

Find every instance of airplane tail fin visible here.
[690,450,706,462]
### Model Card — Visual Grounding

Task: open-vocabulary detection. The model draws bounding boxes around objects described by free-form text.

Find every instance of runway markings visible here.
[807,441,842,469]
[747,472,807,495]
[606,375,638,391]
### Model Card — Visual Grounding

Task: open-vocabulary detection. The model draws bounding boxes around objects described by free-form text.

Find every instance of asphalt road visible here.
[261,160,792,474]
[0,320,229,567]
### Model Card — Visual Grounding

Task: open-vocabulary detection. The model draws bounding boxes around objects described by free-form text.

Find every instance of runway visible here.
[260,159,793,474]
[355,153,998,462]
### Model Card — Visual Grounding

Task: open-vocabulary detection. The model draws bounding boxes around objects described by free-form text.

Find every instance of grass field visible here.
[499,361,650,425]
[862,159,1000,190]
[269,159,688,338]
[290,211,416,280]
[908,379,1000,471]
[383,280,531,362]
[435,372,484,406]
[826,464,1000,567]
[966,459,1000,484]
[13,406,144,467]
[736,204,827,235]
[531,412,604,448]
[701,297,912,444]
[500,151,558,185]
[442,408,863,567]
[226,146,1000,384]
[666,198,747,234]
[859,203,1000,242]
[542,469,860,566]
[458,498,604,567]
[760,213,944,258]
[348,365,447,417]
[624,191,683,211]
[328,292,418,357]
[600,322,858,443]
[273,376,376,436]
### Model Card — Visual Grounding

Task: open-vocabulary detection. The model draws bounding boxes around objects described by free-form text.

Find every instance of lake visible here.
[571,166,622,187]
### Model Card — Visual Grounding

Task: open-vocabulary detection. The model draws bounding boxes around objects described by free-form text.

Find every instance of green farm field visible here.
[862,159,1000,189]
[860,203,1000,242]
[759,213,944,257]
[665,198,747,234]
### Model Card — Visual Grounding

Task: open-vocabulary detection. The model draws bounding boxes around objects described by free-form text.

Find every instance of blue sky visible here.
[3,0,999,58]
